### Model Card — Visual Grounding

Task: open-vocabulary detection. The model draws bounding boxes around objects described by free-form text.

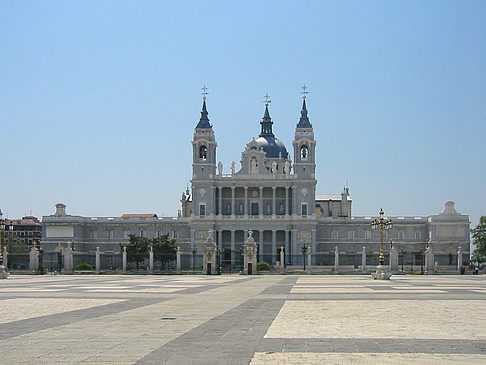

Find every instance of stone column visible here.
[218,230,223,253]
[64,243,73,274]
[311,229,317,266]
[307,246,312,272]
[334,246,339,273]
[244,187,248,217]
[3,247,7,268]
[259,230,264,262]
[272,187,276,217]
[149,245,154,273]
[291,230,298,266]
[0,247,8,278]
[284,230,289,266]
[280,246,285,270]
[390,245,399,273]
[271,230,277,266]
[29,246,39,273]
[291,187,297,217]
[95,246,100,274]
[259,187,263,218]
[176,247,181,274]
[122,246,127,273]
[457,246,462,272]
[425,245,434,274]
[231,187,235,218]
[362,246,367,273]
[230,230,235,269]
[243,230,258,275]
[218,187,222,216]
[285,187,289,215]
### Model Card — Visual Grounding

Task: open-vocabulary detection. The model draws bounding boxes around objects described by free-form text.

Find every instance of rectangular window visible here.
[91,230,97,239]
[157,230,161,237]
[301,204,308,217]
[348,230,355,239]
[199,204,206,217]
[365,230,371,239]
[399,230,404,239]
[108,230,114,239]
[415,230,421,239]
[332,230,338,239]
[140,230,144,237]
[123,230,129,239]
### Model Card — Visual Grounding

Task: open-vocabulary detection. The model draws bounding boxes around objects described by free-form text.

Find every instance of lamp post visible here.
[300,244,309,271]
[192,247,197,271]
[400,248,404,273]
[216,246,221,275]
[371,208,393,279]
[422,239,429,275]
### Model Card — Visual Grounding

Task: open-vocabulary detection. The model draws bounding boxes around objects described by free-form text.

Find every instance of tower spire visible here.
[195,85,211,129]
[297,85,312,128]
[260,93,274,137]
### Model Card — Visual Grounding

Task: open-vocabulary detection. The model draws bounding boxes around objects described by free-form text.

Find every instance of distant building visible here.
[41,94,470,270]
[4,216,42,247]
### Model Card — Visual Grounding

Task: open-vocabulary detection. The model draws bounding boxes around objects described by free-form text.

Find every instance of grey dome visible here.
[253,136,288,159]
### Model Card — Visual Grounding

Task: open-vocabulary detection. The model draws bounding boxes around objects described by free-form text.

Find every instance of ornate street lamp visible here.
[371,208,393,279]
[371,209,393,266]
[300,243,309,271]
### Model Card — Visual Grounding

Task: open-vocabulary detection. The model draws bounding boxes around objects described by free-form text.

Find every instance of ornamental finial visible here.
[263,93,271,106]
[201,85,209,100]
[301,84,309,99]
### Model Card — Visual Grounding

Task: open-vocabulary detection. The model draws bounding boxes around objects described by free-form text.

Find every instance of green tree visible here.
[5,235,29,253]
[151,234,177,269]
[471,216,486,264]
[122,234,150,270]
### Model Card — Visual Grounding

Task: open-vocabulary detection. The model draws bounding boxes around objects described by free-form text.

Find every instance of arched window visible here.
[199,145,207,160]
[300,145,308,160]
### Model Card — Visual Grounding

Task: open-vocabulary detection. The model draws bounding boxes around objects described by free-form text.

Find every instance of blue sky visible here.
[1,1,485,227]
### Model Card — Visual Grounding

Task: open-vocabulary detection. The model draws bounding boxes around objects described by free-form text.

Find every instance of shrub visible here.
[257,261,271,271]
[75,263,94,271]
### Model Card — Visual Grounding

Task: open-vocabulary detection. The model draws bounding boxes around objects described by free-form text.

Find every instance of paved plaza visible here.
[0,274,485,364]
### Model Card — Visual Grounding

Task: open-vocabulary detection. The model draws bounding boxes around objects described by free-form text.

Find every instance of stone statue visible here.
[284,160,291,174]
[250,158,258,174]
[271,160,277,174]
[207,230,214,244]
[231,161,236,175]
[218,161,223,176]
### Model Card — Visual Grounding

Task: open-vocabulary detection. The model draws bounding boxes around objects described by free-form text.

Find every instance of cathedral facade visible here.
[41,95,470,271]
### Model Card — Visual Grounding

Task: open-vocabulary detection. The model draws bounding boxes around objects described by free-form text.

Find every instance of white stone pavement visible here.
[0,274,484,364]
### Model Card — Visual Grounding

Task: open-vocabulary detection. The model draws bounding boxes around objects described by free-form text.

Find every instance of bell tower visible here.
[292,86,317,218]
[191,87,217,219]
[293,86,316,179]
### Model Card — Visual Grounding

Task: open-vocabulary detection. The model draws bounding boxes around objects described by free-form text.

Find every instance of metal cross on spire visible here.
[263,93,271,106]
[301,84,309,99]
[201,85,209,100]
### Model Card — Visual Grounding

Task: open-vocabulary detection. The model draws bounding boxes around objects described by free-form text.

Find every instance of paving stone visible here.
[0,274,484,364]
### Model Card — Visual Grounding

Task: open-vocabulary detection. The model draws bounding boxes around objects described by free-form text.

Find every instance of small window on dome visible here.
[199,145,207,160]
[300,145,308,160]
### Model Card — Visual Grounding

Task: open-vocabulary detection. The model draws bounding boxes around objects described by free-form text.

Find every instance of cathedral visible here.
[41,92,470,272]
